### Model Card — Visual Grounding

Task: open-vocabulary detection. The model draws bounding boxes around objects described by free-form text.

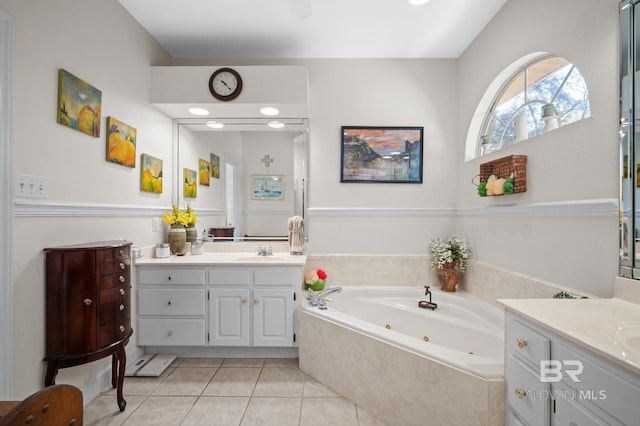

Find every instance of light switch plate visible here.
[15,174,48,198]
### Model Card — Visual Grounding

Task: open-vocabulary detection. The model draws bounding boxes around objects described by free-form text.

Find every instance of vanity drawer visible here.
[138,318,205,346]
[506,354,549,425]
[208,267,252,285]
[254,267,297,286]
[139,268,205,285]
[506,314,550,367]
[138,288,205,316]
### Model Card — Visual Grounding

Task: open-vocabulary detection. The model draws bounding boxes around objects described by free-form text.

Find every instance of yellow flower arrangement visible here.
[162,205,197,227]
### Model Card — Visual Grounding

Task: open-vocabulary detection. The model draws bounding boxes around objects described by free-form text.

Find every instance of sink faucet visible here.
[257,246,273,256]
[308,287,342,310]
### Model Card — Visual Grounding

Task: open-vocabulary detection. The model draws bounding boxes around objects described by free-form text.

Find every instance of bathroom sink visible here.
[236,255,283,262]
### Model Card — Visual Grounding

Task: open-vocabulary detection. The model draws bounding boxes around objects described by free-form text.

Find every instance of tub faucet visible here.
[308,287,342,310]
[419,285,437,310]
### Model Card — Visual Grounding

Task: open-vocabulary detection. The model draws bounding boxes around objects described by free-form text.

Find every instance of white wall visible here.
[1,0,173,399]
[456,0,619,296]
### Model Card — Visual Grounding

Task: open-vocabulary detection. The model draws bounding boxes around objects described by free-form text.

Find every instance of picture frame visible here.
[199,159,211,186]
[57,69,102,137]
[251,175,285,200]
[210,153,220,179]
[184,168,197,198]
[340,126,424,183]
[140,154,163,194]
[106,117,136,167]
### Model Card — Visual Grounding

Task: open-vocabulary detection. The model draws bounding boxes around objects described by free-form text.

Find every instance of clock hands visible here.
[220,79,231,89]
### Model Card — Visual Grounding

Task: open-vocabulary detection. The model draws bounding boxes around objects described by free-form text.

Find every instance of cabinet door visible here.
[209,288,250,346]
[253,288,294,347]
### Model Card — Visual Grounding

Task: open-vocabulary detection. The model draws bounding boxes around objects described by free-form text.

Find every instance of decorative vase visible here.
[185,226,198,243]
[437,262,460,292]
[168,225,186,255]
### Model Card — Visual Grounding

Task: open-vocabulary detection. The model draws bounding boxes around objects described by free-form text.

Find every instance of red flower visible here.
[316,269,327,280]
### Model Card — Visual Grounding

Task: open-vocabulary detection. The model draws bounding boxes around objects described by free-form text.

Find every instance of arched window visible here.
[472,54,590,159]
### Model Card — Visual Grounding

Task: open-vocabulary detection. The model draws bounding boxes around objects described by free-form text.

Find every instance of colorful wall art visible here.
[106,117,137,167]
[140,154,163,194]
[210,153,220,179]
[199,159,211,186]
[184,168,197,198]
[57,69,102,137]
[251,175,284,200]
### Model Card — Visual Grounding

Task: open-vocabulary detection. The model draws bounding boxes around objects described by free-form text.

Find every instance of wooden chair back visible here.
[0,384,82,425]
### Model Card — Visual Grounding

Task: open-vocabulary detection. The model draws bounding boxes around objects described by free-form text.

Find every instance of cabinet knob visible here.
[84,298,93,306]
[119,325,125,332]
[515,388,527,400]
[254,300,260,305]
[120,288,125,296]
[119,262,125,270]
[167,300,172,306]
[119,249,124,256]
[516,338,528,349]
[119,304,125,311]
[119,275,125,283]
[167,275,173,281]
[242,299,248,304]
[167,330,174,337]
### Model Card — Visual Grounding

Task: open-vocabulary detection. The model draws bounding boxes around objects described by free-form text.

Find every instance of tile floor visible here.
[84,358,388,425]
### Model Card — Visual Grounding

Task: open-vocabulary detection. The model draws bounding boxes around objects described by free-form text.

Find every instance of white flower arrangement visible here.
[429,236,471,273]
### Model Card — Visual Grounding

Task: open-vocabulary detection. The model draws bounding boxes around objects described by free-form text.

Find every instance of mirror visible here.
[620,0,638,277]
[174,118,308,241]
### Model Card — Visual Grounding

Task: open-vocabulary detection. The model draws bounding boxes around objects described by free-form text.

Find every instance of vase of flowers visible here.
[305,268,327,291]
[429,236,471,292]
[183,205,198,242]
[162,205,195,254]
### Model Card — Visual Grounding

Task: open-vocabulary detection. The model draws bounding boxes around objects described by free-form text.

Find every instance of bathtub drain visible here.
[423,336,430,342]
[385,324,391,330]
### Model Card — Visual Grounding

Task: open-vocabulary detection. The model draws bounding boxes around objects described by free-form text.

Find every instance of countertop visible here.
[498,298,640,376]
[135,251,308,266]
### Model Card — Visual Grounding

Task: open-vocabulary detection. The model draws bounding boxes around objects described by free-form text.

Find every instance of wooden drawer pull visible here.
[119,275,125,283]
[119,325,125,332]
[119,249,125,256]
[84,298,93,306]
[119,288,125,296]
[119,304,125,311]
[515,388,527,400]
[119,262,125,270]
[516,338,528,349]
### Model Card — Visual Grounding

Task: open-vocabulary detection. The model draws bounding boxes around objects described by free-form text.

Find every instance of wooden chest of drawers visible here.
[43,240,133,411]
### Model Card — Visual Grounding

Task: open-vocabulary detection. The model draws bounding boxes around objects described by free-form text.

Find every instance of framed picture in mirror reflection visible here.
[251,175,284,200]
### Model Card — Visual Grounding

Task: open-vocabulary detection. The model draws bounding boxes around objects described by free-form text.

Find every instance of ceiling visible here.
[119,0,507,59]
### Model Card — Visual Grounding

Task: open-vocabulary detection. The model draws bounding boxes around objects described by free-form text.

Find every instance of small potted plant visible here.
[429,236,471,292]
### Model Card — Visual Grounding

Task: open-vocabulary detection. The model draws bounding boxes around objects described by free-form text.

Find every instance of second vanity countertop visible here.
[498,297,640,376]
[135,251,308,266]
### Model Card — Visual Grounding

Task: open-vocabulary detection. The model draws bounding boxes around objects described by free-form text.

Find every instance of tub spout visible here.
[308,287,342,310]
[419,285,437,310]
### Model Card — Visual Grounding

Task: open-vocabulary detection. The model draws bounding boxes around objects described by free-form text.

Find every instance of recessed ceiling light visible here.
[408,0,429,5]
[206,121,224,129]
[189,107,209,116]
[268,121,285,129]
[260,107,280,116]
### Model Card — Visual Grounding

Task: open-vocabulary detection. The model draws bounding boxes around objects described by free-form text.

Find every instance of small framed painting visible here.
[106,117,137,167]
[184,168,197,198]
[341,126,424,183]
[57,69,102,137]
[199,159,211,186]
[251,175,284,200]
[210,153,220,179]
[140,154,163,194]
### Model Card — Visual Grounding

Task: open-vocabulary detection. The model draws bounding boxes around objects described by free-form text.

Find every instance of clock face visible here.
[209,68,242,101]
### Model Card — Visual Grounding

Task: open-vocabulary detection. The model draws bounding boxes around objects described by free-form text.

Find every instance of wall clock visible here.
[208,68,243,101]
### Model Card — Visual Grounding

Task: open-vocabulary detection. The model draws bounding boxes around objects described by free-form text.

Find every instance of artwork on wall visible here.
[140,154,163,194]
[251,175,284,200]
[57,69,102,137]
[210,153,220,179]
[184,168,197,198]
[106,117,137,167]
[340,126,424,183]
[199,159,211,186]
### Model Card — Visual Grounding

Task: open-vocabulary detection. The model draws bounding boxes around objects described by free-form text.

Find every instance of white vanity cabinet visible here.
[136,260,302,351]
[208,266,297,347]
[505,311,640,426]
